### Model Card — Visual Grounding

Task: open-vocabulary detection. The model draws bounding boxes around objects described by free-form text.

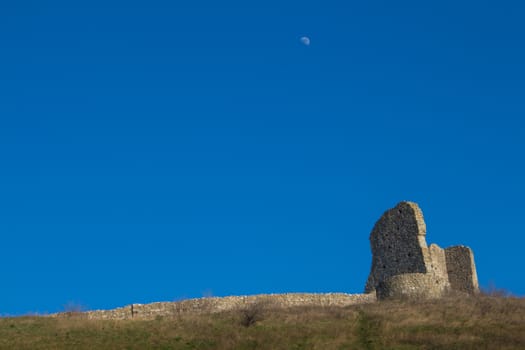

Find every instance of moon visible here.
[300,36,311,46]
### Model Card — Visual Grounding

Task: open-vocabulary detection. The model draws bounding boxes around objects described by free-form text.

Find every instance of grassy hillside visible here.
[0,295,523,350]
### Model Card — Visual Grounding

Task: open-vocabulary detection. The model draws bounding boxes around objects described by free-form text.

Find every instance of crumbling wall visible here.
[365,202,429,294]
[75,293,376,320]
[53,201,480,320]
[445,246,479,294]
[365,201,478,299]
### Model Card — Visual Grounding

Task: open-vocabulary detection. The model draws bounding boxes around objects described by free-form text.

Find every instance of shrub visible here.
[239,301,266,327]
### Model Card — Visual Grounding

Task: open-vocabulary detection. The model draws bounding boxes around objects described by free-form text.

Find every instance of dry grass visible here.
[0,294,524,349]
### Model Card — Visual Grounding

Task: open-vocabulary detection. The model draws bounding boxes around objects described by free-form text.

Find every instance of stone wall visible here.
[445,246,479,294]
[377,273,444,300]
[365,202,429,294]
[51,201,479,320]
[73,293,376,320]
[365,201,478,299]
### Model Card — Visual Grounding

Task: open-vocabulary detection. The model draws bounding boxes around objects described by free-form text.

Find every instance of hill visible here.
[1,294,523,349]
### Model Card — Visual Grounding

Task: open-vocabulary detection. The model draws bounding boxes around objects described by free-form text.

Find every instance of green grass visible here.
[0,295,524,349]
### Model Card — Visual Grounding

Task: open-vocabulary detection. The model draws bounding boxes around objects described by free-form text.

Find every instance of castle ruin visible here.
[365,201,479,299]
[56,201,480,320]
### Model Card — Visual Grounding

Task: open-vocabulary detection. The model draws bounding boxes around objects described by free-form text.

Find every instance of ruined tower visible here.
[365,201,479,299]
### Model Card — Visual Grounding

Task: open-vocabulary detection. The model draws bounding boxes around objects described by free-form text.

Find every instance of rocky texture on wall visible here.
[56,293,376,320]
[365,201,479,299]
[52,201,479,320]
[445,245,479,294]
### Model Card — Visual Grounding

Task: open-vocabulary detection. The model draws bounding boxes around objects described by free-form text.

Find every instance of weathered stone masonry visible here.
[365,201,479,299]
[80,293,376,320]
[55,201,479,319]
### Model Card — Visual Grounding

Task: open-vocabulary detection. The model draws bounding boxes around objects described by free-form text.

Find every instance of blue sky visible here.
[1,0,524,314]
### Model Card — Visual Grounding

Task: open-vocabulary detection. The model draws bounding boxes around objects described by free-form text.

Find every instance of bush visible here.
[239,301,266,327]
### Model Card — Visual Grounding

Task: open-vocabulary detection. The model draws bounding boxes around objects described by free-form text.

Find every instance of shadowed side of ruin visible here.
[365,201,479,299]
[364,202,430,295]
[445,246,479,294]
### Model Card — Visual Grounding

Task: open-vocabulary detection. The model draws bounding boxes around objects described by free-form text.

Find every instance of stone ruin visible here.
[365,201,479,300]
[54,201,480,320]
